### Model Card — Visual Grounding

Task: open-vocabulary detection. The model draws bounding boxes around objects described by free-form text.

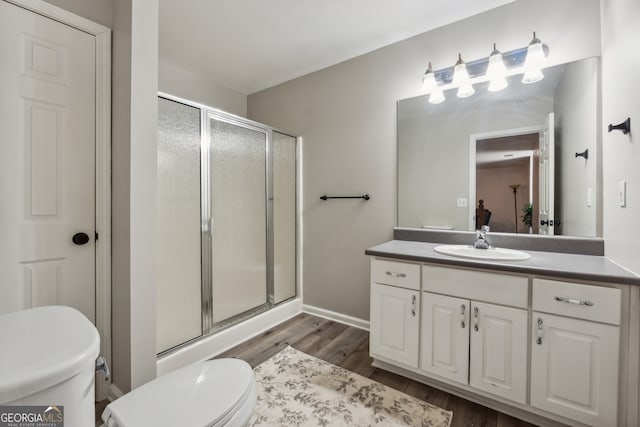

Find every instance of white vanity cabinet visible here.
[530,279,621,426]
[368,247,636,427]
[369,259,421,368]
[421,266,528,404]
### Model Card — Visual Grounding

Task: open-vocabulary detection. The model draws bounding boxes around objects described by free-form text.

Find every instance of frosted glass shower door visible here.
[157,97,203,353]
[209,118,268,324]
[273,132,297,303]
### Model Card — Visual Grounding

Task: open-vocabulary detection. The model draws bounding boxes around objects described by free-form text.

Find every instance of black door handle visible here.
[72,232,90,245]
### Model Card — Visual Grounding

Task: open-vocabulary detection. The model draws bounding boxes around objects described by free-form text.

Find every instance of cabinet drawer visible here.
[532,279,621,325]
[422,265,528,308]
[372,259,420,290]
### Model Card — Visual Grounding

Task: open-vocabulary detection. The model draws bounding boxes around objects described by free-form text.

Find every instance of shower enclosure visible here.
[157,94,297,354]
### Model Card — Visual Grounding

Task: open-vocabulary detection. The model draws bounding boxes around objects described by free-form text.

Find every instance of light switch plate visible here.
[618,181,627,207]
[457,198,468,208]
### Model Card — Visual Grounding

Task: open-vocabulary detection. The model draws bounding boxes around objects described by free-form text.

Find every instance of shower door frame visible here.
[158,92,298,352]
[202,110,274,333]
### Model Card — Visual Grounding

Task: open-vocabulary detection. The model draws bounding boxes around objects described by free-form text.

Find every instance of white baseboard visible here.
[156,298,303,376]
[302,304,369,331]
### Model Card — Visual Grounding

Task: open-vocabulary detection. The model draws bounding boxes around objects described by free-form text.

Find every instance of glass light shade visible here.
[453,54,474,98]
[456,82,475,98]
[522,67,544,84]
[522,34,546,84]
[488,76,508,92]
[422,65,438,93]
[487,45,508,92]
[428,88,445,104]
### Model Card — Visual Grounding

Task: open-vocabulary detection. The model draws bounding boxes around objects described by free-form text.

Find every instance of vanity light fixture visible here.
[522,32,546,84]
[420,32,548,104]
[487,43,508,92]
[453,54,475,98]
[422,62,445,104]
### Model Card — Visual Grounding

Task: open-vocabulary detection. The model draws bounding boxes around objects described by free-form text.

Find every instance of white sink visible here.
[434,245,530,261]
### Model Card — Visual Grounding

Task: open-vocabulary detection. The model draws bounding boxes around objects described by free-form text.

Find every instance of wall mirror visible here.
[398,56,601,237]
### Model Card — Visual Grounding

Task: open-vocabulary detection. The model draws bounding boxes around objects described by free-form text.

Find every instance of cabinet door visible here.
[469,302,527,404]
[370,283,419,368]
[531,312,619,426]
[420,292,470,385]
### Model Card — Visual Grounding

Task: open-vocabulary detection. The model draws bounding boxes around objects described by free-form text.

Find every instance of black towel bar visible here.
[320,194,370,201]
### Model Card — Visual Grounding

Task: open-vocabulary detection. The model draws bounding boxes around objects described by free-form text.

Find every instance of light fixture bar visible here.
[432,44,549,86]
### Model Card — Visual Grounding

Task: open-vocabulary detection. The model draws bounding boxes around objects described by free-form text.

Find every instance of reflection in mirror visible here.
[476,132,538,234]
[398,57,600,237]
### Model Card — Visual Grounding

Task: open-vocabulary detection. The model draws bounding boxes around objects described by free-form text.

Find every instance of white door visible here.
[0,1,96,322]
[370,283,419,368]
[469,302,527,404]
[420,292,470,385]
[538,112,555,235]
[531,312,619,426]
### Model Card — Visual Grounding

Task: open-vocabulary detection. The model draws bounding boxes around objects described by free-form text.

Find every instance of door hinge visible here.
[95,232,99,241]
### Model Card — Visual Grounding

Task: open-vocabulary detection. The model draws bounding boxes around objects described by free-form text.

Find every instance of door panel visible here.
[272,132,297,303]
[0,1,96,321]
[209,118,268,323]
[539,112,555,235]
[531,312,619,426]
[156,97,203,353]
[469,302,527,404]
[370,283,419,368]
[421,292,470,385]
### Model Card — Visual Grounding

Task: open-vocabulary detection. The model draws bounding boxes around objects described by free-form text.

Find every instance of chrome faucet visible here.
[474,225,490,249]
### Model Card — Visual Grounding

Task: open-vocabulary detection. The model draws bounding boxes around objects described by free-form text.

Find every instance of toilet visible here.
[102,358,256,427]
[0,306,101,427]
[0,306,257,427]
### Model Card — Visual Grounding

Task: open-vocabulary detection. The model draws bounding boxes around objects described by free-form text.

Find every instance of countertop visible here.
[365,240,640,286]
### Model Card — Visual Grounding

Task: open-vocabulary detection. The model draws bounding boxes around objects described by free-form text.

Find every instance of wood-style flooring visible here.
[97,313,538,426]
[218,313,537,427]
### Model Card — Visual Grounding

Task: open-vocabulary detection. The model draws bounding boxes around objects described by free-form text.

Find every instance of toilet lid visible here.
[0,306,100,404]
[104,358,255,427]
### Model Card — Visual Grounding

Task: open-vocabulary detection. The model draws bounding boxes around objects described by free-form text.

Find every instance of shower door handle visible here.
[202,218,213,235]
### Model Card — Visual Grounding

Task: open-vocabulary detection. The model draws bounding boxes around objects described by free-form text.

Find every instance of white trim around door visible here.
[5,0,112,401]
[468,125,541,232]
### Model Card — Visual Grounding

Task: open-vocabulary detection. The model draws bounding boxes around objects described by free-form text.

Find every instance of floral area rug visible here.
[248,346,453,426]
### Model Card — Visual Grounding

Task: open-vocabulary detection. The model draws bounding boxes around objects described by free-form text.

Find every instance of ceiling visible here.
[158,0,515,95]
[476,134,538,168]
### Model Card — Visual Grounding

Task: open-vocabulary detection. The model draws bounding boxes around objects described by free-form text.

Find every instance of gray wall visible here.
[477,162,532,233]
[554,58,600,237]
[158,59,247,117]
[247,0,602,321]
[43,0,113,27]
[45,0,134,393]
[44,0,158,394]
[111,0,133,394]
[601,0,640,275]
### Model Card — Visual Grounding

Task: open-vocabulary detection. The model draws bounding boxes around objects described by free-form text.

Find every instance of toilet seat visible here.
[102,358,256,427]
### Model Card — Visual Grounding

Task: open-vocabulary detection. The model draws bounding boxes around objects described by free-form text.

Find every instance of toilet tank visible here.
[0,306,100,427]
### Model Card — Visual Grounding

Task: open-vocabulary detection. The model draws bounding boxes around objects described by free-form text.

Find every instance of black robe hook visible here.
[575,149,588,159]
[608,117,631,134]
